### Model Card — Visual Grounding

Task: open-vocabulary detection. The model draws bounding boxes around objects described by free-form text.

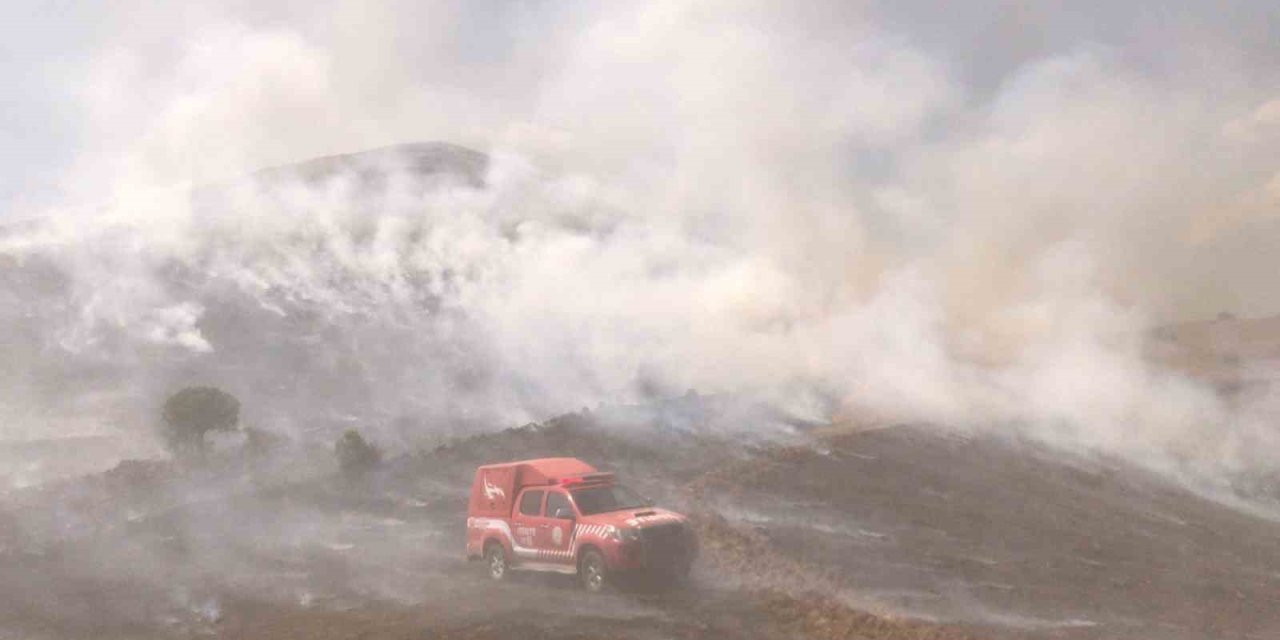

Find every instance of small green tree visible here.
[335,429,382,475]
[161,386,241,457]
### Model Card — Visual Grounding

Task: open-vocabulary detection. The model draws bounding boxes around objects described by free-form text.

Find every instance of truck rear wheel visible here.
[579,549,607,592]
[484,542,507,581]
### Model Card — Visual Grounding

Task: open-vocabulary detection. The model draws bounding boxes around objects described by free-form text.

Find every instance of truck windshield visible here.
[570,484,648,515]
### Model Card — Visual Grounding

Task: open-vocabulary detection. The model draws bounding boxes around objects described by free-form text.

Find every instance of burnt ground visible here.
[690,425,1280,639]
[2,408,1280,639]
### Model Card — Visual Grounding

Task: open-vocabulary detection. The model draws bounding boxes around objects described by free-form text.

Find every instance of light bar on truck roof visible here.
[558,472,615,486]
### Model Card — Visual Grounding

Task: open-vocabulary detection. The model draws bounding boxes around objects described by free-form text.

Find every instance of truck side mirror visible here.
[553,506,575,520]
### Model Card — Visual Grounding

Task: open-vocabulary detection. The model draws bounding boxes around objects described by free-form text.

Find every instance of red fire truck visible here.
[465,457,696,591]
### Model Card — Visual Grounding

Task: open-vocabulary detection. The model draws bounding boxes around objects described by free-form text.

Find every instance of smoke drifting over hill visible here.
[2,1,1279,489]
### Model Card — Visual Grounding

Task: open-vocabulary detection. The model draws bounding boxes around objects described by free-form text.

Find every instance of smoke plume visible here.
[2,0,1279,490]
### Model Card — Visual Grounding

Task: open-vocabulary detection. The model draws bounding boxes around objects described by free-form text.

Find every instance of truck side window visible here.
[546,491,573,519]
[519,490,545,516]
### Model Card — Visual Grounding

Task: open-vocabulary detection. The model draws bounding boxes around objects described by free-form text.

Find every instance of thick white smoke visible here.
[2,0,1279,490]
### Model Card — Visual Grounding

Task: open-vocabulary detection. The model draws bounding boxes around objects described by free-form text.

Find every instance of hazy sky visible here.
[4,1,1276,209]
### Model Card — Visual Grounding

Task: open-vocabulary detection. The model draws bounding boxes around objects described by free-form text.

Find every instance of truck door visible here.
[541,490,576,564]
[511,489,545,556]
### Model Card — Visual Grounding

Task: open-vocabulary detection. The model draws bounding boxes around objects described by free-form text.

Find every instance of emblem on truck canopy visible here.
[483,474,506,500]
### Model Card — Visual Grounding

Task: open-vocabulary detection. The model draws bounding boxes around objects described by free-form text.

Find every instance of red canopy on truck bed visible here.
[469,458,599,518]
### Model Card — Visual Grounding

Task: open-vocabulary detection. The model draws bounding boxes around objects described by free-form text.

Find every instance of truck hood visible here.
[580,507,686,530]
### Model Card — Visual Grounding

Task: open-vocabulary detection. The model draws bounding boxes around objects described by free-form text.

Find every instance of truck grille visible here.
[640,522,692,567]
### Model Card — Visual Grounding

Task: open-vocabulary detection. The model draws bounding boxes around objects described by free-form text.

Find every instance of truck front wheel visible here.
[579,549,607,592]
[484,542,507,581]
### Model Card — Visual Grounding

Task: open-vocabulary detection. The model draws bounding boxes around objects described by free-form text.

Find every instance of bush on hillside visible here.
[335,429,382,475]
[161,386,240,457]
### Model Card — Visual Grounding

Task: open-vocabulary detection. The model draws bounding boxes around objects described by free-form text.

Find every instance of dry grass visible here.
[688,510,987,640]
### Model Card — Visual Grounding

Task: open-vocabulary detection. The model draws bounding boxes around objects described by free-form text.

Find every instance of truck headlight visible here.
[612,526,642,543]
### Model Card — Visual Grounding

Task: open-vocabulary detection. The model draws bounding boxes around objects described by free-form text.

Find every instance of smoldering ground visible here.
[0,402,838,639]
[9,401,1280,640]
